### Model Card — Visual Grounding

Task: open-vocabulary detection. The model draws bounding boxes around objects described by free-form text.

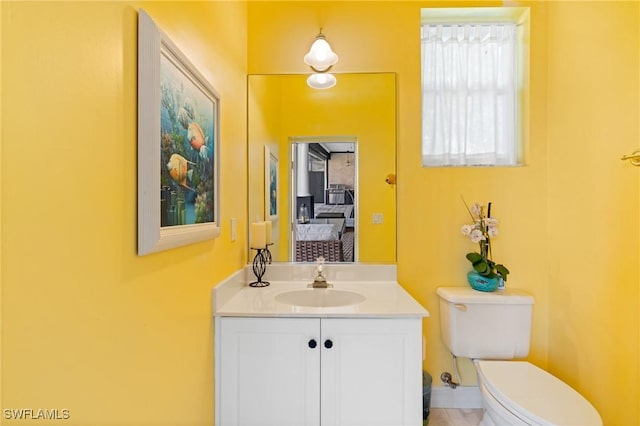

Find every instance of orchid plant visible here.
[461,200,510,281]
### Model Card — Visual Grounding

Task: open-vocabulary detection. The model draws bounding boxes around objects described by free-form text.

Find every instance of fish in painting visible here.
[199,145,209,161]
[187,122,207,152]
[167,153,195,191]
[183,98,194,118]
[177,98,196,130]
[177,107,191,129]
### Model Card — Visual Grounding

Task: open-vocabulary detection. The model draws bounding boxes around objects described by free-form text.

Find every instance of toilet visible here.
[437,287,602,426]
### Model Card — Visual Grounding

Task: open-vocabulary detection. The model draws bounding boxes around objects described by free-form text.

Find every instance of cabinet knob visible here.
[308,339,317,349]
[324,339,333,349]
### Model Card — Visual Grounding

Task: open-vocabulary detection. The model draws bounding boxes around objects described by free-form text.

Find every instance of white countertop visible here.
[214,280,430,318]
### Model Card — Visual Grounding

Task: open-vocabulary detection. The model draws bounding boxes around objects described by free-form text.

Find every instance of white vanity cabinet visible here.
[218,317,320,426]
[217,316,422,426]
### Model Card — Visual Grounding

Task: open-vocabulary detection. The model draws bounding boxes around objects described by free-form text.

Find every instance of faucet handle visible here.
[311,256,331,288]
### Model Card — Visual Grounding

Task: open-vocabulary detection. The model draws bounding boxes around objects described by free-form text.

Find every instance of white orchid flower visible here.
[469,229,486,243]
[461,224,473,235]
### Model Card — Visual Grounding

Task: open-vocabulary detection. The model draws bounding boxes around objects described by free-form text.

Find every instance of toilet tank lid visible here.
[437,287,534,305]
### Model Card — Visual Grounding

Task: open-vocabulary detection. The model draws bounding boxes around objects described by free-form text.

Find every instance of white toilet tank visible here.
[437,287,535,359]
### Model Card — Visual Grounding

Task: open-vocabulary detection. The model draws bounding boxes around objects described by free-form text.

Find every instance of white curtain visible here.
[421,23,517,166]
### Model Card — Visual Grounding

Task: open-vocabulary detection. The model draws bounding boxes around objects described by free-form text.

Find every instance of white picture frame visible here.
[138,9,221,255]
[265,145,279,221]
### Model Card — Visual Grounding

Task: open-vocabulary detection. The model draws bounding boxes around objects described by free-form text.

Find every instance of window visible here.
[421,8,529,167]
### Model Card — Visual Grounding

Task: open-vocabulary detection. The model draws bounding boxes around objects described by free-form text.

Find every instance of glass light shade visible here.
[304,36,339,72]
[307,73,337,90]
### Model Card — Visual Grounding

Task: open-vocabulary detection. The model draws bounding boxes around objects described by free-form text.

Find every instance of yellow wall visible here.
[546,2,640,424]
[1,1,247,425]
[248,2,640,425]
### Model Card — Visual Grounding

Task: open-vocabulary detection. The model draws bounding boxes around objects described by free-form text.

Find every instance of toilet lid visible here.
[476,361,602,426]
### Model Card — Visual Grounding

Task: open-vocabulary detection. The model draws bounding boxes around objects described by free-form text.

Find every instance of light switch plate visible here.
[230,218,237,241]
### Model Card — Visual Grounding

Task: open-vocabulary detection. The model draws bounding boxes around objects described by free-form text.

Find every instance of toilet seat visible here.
[475,360,602,426]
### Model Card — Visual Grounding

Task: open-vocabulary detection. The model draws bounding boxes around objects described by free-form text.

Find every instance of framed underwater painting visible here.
[265,145,278,221]
[137,9,220,255]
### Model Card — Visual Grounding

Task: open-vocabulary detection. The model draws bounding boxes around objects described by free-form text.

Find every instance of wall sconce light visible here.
[304,29,338,89]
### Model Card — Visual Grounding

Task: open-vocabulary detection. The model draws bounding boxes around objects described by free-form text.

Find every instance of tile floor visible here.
[428,408,484,426]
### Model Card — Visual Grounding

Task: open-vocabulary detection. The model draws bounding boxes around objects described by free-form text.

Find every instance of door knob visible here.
[308,339,317,349]
[324,339,333,349]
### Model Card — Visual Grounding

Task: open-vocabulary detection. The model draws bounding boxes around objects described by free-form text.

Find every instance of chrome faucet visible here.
[312,257,331,288]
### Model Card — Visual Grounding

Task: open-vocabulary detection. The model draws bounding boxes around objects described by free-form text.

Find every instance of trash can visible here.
[423,371,432,425]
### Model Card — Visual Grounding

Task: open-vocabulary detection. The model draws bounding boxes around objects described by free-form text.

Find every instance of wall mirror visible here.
[247,73,397,263]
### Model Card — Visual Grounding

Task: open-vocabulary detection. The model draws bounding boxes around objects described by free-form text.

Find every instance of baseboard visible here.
[430,385,483,409]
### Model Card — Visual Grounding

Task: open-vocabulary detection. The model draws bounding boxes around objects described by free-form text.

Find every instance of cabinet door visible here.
[219,317,321,426]
[320,318,422,426]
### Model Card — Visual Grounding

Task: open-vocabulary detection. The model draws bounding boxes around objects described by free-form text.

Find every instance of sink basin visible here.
[275,289,366,308]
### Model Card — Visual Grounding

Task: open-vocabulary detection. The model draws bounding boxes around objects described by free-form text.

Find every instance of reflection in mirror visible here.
[292,139,357,263]
[247,73,397,263]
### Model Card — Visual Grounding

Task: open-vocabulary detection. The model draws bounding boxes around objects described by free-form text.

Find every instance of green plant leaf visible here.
[466,252,483,263]
[496,264,510,281]
[473,261,490,274]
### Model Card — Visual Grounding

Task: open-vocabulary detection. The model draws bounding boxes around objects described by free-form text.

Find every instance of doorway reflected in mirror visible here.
[293,140,356,263]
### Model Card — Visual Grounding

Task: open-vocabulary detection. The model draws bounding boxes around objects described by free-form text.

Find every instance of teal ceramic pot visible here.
[467,271,499,292]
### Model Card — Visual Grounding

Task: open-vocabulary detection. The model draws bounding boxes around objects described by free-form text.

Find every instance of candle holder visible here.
[263,243,273,264]
[249,247,270,287]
